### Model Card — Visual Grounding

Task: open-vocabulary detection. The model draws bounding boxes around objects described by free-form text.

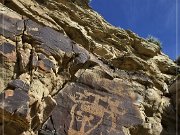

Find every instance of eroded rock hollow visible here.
[0,0,179,135]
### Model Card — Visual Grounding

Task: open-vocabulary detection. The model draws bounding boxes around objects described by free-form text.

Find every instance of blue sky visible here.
[90,0,179,60]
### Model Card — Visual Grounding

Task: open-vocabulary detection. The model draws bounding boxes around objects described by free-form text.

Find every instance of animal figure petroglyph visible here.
[68,90,127,135]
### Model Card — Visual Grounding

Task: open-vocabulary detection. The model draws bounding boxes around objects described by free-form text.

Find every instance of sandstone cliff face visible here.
[0,0,179,135]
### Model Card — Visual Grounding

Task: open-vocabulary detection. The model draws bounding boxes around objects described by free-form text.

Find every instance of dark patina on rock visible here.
[41,82,142,135]
[0,88,30,134]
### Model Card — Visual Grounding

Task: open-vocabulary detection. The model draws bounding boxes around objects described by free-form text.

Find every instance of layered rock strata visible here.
[0,0,179,135]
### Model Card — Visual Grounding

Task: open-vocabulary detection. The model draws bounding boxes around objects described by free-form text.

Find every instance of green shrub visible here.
[146,35,162,49]
[87,0,92,4]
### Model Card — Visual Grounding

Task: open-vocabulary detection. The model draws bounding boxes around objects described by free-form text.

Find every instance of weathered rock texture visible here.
[0,0,179,135]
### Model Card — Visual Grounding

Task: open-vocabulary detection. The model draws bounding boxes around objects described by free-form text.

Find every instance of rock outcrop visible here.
[0,0,179,135]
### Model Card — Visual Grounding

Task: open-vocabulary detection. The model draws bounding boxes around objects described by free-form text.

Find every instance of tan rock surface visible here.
[0,0,179,135]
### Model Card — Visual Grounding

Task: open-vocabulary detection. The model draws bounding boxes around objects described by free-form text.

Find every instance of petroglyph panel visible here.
[41,82,142,135]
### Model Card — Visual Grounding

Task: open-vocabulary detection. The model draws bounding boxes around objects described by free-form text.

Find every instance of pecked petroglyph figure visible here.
[41,82,142,135]
[68,90,126,135]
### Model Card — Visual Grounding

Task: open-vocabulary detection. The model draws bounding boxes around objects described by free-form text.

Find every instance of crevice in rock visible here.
[13,36,21,78]
[50,115,56,134]
[29,48,34,85]
[22,19,27,45]
[51,80,69,97]
[14,19,31,78]
[77,81,111,94]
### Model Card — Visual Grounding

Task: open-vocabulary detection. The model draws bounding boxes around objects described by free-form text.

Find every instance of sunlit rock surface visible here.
[0,0,179,135]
